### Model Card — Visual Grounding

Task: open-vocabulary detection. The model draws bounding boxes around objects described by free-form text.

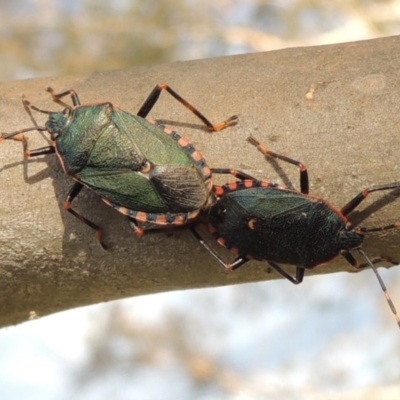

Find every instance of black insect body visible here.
[207,180,371,276]
[192,136,400,327]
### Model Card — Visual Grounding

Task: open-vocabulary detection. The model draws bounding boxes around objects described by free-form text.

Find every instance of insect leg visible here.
[210,168,257,181]
[190,227,249,270]
[0,126,47,143]
[46,87,81,107]
[128,217,145,237]
[25,146,56,157]
[136,83,238,131]
[267,261,305,284]
[64,182,107,250]
[341,182,400,216]
[340,182,400,231]
[247,135,309,194]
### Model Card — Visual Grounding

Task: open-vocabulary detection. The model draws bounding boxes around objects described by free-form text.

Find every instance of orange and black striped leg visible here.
[128,217,145,237]
[25,146,55,157]
[136,83,238,131]
[1,127,53,164]
[64,182,107,250]
[190,227,249,270]
[0,126,47,144]
[247,135,309,194]
[46,87,81,108]
[210,168,257,181]
[267,261,305,284]
[340,183,400,233]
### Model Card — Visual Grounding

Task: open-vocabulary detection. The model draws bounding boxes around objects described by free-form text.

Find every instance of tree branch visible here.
[1,36,400,328]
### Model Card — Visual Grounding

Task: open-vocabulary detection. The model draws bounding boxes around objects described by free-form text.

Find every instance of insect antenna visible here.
[358,248,400,329]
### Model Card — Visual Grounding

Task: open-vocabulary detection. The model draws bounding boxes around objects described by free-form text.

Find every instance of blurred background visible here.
[1,1,400,399]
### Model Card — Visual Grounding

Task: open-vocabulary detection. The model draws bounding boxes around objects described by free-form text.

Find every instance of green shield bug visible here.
[1,84,237,248]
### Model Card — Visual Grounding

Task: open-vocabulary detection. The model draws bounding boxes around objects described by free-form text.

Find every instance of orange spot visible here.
[156,215,168,224]
[258,143,270,154]
[244,180,254,188]
[217,237,226,247]
[118,206,129,216]
[227,182,238,190]
[178,137,189,147]
[96,231,103,242]
[248,218,257,230]
[230,247,239,255]
[174,215,186,225]
[13,133,25,142]
[214,186,224,196]
[191,151,203,162]
[135,211,148,222]
[133,227,145,237]
[212,121,227,131]
[202,166,211,177]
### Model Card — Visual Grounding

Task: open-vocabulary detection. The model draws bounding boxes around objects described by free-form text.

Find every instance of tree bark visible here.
[0,36,399,328]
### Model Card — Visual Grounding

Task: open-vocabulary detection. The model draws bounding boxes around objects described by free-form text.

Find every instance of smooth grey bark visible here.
[0,36,400,328]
